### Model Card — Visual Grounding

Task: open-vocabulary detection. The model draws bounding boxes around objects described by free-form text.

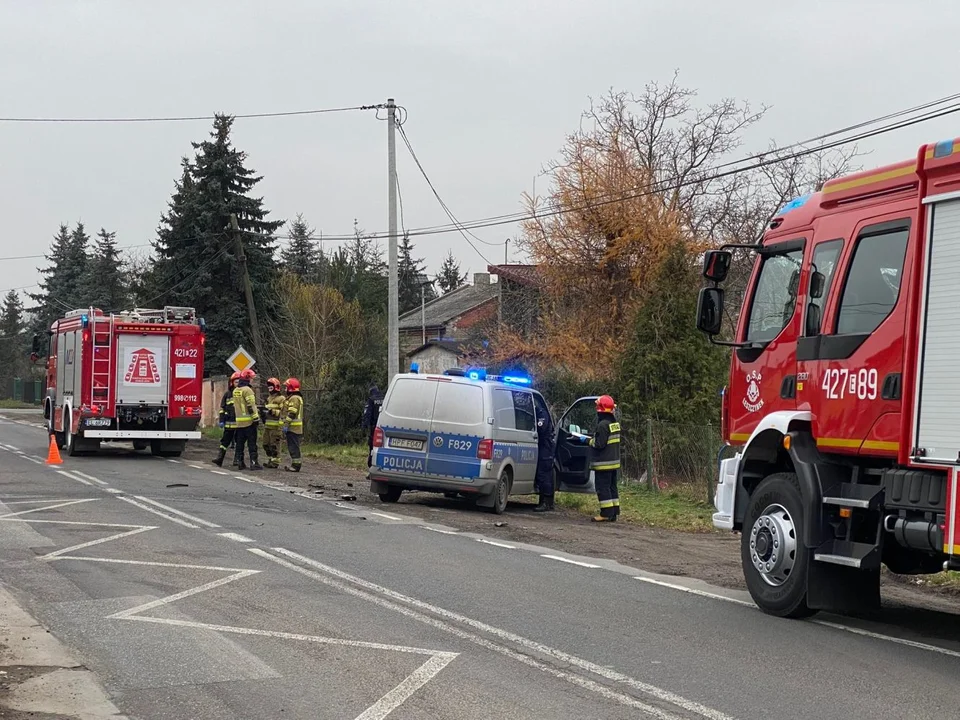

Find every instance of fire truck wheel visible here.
[64,412,80,457]
[741,472,816,619]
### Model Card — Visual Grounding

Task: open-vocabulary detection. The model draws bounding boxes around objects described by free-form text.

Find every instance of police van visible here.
[368,367,600,514]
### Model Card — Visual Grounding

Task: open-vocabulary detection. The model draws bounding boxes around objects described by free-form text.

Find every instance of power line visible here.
[395,122,493,265]
[0,104,386,124]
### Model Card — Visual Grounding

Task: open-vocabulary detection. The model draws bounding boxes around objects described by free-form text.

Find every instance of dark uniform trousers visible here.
[595,470,620,519]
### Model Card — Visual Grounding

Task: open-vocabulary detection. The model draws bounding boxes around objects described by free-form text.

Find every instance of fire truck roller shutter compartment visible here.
[116,334,170,406]
[915,197,960,463]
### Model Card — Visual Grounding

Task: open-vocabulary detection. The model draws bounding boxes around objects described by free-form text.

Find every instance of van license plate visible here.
[389,438,424,451]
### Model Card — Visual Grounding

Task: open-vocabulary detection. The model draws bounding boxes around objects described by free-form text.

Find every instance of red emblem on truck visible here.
[124,348,160,384]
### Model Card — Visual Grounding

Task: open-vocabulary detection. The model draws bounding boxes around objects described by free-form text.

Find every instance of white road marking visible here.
[541,554,600,569]
[1,498,78,505]
[166,458,182,464]
[262,548,732,720]
[811,620,960,660]
[56,470,94,486]
[40,527,155,559]
[635,577,755,607]
[369,512,402,521]
[71,471,108,486]
[211,470,229,476]
[235,476,256,483]
[24,457,43,464]
[477,539,515,549]
[218,532,253,543]
[117,496,199,529]
[354,653,457,720]
[420,526,457,535]
[0,498,98,518]
[3,444,19,451]
[635,576,960,659]
[132,496,220,528]
[188,464,204,469]
[109,569,260,620]
[51,556,253,572]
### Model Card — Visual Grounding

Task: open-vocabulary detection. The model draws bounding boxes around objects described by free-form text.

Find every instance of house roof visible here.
[406,339,468,357]
[487,264,542,287]
[398,281,498,330]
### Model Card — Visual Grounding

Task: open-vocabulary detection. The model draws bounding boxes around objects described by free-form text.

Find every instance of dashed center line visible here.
[420,526,458,535]
[369,512,402,521]
[218,532,253,543]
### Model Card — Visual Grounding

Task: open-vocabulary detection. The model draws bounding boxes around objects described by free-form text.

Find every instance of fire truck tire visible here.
[741,472,816,619]
[133,441,149,451]
[150,440,184,458]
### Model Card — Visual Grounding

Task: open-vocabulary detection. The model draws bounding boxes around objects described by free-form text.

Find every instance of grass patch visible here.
[301,443,369,472]
[555,481,717,532]
[920,571,960,589]
[200,426,222,441]
[0,399,35,409]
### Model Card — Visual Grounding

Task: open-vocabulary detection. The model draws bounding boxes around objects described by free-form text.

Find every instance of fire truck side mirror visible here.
[809,270,826,299]
[702,250,732,283]
[696,287,724,336]
[30,333,42,356]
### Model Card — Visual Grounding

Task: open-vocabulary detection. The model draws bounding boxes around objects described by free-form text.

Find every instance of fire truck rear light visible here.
[373,427,384,448]
[839,508,852,519]
[477,438,493,460]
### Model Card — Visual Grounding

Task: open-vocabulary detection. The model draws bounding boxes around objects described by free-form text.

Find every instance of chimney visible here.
[473,273,490,286]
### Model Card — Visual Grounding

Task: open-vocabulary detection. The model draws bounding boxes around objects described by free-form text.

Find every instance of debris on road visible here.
[166,483,188,488]
[340,494,357,501]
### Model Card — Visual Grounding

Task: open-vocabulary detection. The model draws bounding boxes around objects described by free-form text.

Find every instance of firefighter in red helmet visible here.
[212,371,241,467]
[589,394,621,521]
[262,377,286,469]
[282,378,304,472]
[232,368,262,471]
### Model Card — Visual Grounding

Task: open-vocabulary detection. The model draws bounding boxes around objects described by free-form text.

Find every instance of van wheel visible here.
[742,472,816,618]
[379,486,402,503]
[487,470,510,515]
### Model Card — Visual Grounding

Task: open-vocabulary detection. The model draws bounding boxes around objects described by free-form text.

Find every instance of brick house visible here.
[398,273,498,365]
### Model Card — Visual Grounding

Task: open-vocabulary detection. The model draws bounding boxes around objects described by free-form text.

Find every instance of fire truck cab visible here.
[38,306,205,458]
[697,137,960,617]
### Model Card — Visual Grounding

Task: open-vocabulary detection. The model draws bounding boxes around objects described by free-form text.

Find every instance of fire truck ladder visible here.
[91,313,114,411]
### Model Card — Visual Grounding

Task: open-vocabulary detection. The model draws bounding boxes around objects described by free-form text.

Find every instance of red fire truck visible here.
[36,306,206,458]
[697,136,960,617]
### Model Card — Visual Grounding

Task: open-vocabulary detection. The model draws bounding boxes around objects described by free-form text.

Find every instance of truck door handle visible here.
[780,375,797,400]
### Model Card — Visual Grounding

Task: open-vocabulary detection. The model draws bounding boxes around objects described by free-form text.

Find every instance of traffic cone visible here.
[46,435,63,465]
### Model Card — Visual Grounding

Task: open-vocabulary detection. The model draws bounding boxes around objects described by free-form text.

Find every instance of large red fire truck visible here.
[697,136,960,617]
[36,306,206,458]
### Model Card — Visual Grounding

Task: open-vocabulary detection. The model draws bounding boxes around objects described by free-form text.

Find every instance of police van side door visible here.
[554,397,598,494]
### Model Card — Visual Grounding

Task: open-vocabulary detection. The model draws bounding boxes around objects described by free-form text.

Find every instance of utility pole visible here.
[230,214,264,365]
[387,98,399,381]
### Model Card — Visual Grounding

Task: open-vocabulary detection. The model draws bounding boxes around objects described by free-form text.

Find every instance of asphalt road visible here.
[1,413,959,720]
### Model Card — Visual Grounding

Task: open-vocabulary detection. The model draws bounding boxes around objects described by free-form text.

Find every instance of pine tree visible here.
[0,290,26,396]
[437,250,467,294]
[320,221,387,319]
[28,223,88,333]
[398,232,436,314]
[82,229,129,312]
[281,214,321,280]
[150,115,283,370]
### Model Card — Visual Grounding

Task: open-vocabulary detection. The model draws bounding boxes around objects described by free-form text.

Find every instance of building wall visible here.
[451,299,498,333]
[201,375,229,428]
[408,346,462,375]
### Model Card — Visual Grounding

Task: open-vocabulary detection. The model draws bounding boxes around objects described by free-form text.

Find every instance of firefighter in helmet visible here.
[232,368,263,471]
[282,377,304,472]
[262,377,286,469]
[589,395,621,522]
[212,371,240,467]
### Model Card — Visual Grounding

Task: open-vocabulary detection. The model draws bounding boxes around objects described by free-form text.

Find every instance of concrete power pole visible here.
[387,98,399,381]
[230,214,264,365]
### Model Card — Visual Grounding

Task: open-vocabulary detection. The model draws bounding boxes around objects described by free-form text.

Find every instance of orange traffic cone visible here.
[46,434,63,465]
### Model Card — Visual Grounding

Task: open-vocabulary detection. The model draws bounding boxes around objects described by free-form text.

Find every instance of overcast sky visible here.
[2,0,959,305]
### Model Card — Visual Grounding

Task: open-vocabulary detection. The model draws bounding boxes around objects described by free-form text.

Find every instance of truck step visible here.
[821,482,881,510]
[814,539,880,570]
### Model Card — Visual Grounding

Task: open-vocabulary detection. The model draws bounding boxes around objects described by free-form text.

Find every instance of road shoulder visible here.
[0,583,124,719]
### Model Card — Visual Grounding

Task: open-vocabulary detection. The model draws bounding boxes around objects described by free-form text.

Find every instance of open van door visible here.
[554,396,600,494]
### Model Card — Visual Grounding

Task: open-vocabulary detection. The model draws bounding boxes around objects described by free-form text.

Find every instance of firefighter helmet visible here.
[266,377,282,392]
[595,395,616,413]
[230,371,241,382]
[239,368,256,381]
[284,378,301,392]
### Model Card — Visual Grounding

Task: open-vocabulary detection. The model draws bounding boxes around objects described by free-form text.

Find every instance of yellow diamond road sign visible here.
[227,346,256,373]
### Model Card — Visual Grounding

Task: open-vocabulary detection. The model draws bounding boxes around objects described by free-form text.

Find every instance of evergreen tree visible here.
[150,115,283,370]
[437,250,467,294]
[28,223,90,333]
[320,221,387,319]
[0,290,26,396]
[82,229,129,312]
[281,213,321,280]
[398,232,436,314]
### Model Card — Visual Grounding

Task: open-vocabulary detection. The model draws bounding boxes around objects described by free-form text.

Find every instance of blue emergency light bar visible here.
[501,375,532,386]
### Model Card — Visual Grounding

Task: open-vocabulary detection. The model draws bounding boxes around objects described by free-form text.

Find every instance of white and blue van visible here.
[368,368,601,514]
